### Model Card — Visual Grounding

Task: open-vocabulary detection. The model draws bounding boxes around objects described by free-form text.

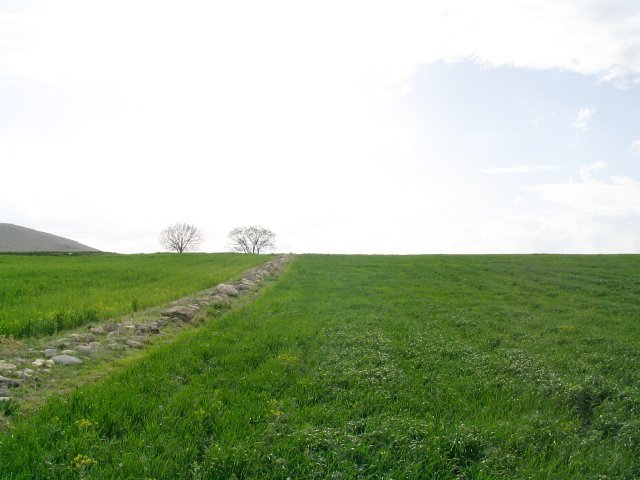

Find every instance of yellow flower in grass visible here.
[71,454,97,470]
[268,399,284,417]
[74,419,96,429]
[276,353,299,364]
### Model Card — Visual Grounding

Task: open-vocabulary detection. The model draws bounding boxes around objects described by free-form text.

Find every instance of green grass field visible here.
[0,253,269,338]
[2,255,640,478]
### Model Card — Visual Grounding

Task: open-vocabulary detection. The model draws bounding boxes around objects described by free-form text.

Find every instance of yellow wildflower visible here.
[71,454,98,470]
[74,419,95,429]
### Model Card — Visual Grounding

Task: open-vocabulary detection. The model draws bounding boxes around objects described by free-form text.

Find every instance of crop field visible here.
[0,253,269,338]
[2,255,640,478]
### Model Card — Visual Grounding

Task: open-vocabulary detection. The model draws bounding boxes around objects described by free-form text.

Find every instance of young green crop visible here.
[0,253,269,338]
[1,255,639,478]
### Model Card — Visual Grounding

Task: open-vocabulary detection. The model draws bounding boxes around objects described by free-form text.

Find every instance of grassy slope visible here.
[0,253,269,337]
[1,255,640,479]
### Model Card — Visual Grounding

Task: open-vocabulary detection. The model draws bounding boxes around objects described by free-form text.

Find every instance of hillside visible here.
[1,255,639,478]
[0,223,99,253]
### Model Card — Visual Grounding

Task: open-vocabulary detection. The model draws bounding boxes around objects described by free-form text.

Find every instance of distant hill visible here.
[0,223,100,253]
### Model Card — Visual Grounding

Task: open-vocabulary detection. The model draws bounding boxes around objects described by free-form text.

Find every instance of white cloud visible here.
[483,164,561,174]
[481,163,640,253]
[531,162,640,217]
[2,1,640,92]
[579,160,607,183]
[631,139,640,155]
[469,211,640,253]
[531,181,640,217]
[572,106,596,130]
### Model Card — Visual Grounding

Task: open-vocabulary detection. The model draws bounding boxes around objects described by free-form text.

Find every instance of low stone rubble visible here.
[0,376,20,388]
[0,363,16,373]
[51,354,82,366]
[215,284,239,297]
[161,305,199,322]
[0,255,290,405]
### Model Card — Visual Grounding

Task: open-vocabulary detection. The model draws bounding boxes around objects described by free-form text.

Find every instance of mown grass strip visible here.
[0,253,269,338]
[1,255,639,478]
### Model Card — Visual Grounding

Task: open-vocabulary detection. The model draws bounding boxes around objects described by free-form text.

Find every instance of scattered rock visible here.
[0,397,11,402]
[161,306,199,322]
[0,376,20,388]
[51,355,82,366]
[208,294,227,304]
[135,324,160,334]
[217,284,239,296]
[0,257,289,403]
[76,342,103,355]
[75,345,93,355]
[0,363,17,372]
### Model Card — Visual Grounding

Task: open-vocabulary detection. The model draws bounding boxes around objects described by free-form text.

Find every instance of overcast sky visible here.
[1,1,640,253]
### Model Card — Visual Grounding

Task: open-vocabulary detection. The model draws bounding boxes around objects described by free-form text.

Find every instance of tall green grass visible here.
[1,255,639,478]
[0,253,269,338]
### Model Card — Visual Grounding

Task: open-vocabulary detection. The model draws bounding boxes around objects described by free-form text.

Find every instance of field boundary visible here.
[0,254,292,428]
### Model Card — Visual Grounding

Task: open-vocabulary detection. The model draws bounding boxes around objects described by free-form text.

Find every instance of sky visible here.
[1,0,640,254]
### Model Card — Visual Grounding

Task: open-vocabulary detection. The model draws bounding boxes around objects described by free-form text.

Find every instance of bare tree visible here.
[159,222,203,253]
[228,225,275,254]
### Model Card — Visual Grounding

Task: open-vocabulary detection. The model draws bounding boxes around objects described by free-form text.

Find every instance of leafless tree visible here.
[228,225,275,254]
[159,222,203,253]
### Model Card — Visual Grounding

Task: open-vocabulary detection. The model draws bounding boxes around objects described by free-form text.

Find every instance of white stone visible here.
[44,349,58,358]
[51,355,82,366]
[216,284,239,296]
[126,340,143,349]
